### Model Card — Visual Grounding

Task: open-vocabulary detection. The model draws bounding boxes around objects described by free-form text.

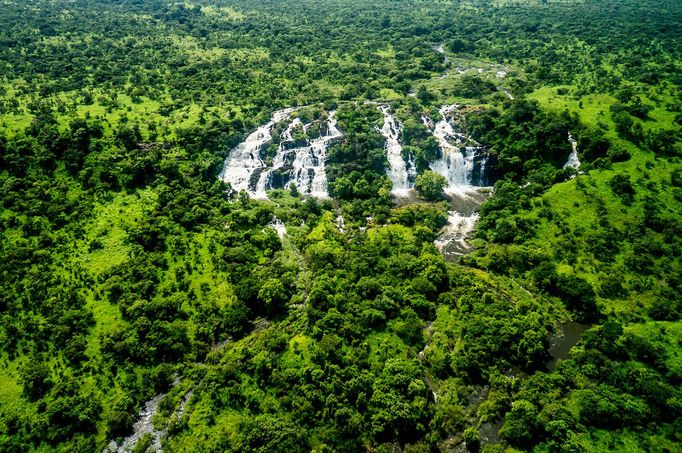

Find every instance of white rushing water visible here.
[564,132,581,170]
[335,211,346,233]
[220,108,342,199]
[434,211,480,258]
[377,105,416,196]
[268,216,287,239]
[425,105,489,195]
[434,43,450,64]
[219,108,294,195]
[104,390,168,453]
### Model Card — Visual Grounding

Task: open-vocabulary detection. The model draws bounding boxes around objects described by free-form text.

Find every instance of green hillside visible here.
[0,0,680,451]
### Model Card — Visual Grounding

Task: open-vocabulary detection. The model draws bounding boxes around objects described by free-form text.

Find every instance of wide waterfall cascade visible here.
[219,108,295,195]
[220,109,342,199]
[220,103,495,260]
[424,105,490,194]
[377,105,417,195]
[564,132,581,171]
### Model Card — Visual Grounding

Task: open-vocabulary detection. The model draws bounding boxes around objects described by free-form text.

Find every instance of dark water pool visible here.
[546,321,591,372]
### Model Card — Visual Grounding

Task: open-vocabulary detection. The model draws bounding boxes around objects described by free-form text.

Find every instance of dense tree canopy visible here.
[0,0,680,452]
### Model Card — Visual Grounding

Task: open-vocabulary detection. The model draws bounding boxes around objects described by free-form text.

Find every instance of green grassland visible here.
[520,83,680,319]
[0,0,680,451]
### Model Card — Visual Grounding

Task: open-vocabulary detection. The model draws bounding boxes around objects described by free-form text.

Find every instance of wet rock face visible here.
[219,108,341,198]
[269,166,295,189]
[222,104,498,200]
[470,148,497,187]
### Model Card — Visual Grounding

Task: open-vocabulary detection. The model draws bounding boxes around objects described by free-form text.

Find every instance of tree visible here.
[289,182,300,197]
[19,357,52,401]
[237,415,308,452]
[499,400,541,447]
[416,86,434,104]
[609,174,635,204]
[448,38,467,53]
[463,427,480,451]
[612,110,634,137]
[258,278,290,312]
[649,296,680,321]
[104,395,134,437]
[555,274,599,322]
[415,171,446,200]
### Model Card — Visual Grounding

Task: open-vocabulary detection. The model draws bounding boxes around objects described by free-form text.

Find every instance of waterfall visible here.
[420,105,493,259]
[220,109,342,199]
[434,211,480,259]
[218,108,292,194]
[430,147,476,190]
[299,111,342,197]
[377,105,416,195]
[267,217,287,239]
[219,108,294,195]
[254,118,302,198]
[564,132,581,170]
[425,105,489,194]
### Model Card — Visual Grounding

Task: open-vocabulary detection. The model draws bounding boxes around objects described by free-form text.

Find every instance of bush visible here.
[19,357,52,401]
[499,400,541,447]
[415,170,446,200]
[649,295,681,321]
[609,174,635,204]
[607,145,630,163]
[555,274,599,322]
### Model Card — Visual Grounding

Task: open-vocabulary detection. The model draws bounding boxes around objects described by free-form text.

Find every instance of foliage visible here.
[0,0,680,452]
[415,170,447,200]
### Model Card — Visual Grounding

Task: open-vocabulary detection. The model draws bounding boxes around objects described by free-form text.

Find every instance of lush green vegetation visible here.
[0,0,680,452]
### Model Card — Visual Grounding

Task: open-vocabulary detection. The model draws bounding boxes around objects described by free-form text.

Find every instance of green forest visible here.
[0,0,680,451]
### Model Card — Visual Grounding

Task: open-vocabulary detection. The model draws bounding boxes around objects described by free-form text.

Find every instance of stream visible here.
[546,321,590,372]
[103,381,186,453]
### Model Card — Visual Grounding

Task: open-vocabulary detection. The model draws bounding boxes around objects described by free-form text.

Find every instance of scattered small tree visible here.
[609,173,635,204]
[415,170,446,200]
[289,182,300,197]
